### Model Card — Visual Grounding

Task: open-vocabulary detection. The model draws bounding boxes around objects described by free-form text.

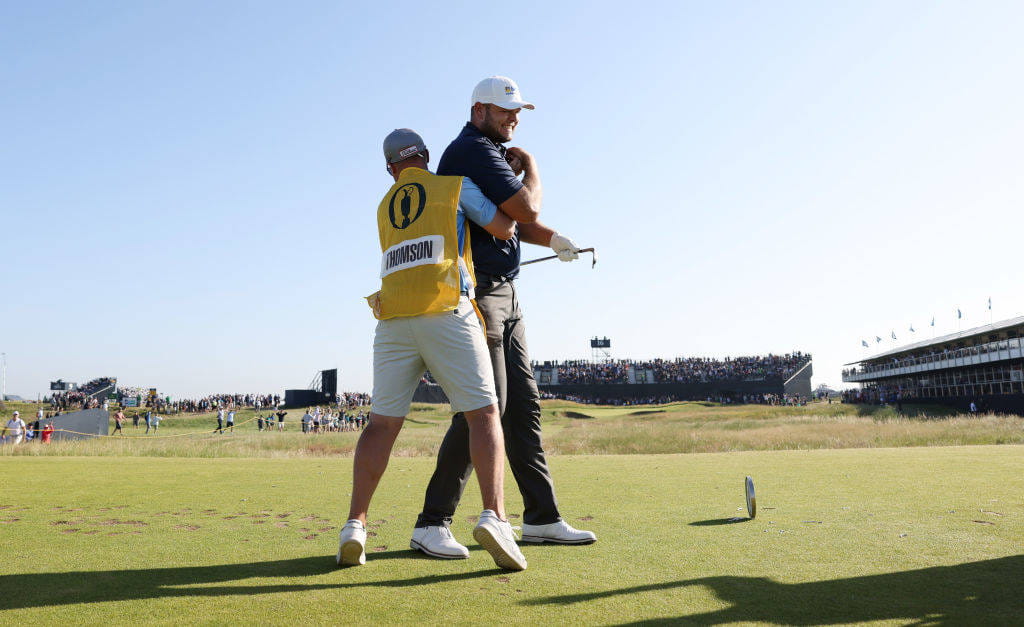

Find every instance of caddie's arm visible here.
[462,178,516,240]
[483,209,516,240]
[499,147,541,224]
[519,222,580,262]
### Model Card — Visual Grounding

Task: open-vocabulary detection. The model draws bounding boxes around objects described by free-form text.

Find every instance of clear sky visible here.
[4,1,1023,400]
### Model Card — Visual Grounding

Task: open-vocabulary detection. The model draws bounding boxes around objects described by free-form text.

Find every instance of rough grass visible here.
[0,447,1021,624]
[3,400,1022,459]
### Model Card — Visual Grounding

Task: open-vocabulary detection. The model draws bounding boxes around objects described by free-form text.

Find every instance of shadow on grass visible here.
[688,518,752,526]
[522,555,1023,624]
[0,552,501,611]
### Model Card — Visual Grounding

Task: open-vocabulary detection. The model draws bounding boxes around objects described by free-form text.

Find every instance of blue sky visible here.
[4,1,1023,399]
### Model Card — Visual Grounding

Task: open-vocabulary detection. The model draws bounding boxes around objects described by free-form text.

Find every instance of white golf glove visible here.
[549,232,580,262]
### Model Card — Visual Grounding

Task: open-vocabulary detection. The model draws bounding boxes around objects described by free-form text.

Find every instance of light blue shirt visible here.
[456,177,497,292]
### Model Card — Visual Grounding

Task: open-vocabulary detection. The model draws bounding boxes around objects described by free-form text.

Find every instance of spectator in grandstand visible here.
[533,353,808,387]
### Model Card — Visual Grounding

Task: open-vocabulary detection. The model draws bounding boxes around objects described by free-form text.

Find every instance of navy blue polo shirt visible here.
[437,123,524,280]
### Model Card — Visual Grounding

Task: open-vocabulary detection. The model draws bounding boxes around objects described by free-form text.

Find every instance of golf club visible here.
[521,247,597,268]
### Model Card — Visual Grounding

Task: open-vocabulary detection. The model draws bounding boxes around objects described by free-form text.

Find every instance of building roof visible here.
[847,315,1024,365]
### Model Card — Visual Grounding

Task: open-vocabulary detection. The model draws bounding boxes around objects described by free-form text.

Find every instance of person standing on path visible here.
[413,77,596,558]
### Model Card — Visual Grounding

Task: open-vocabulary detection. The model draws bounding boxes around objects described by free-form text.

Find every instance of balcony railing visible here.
[843,338,1024,382]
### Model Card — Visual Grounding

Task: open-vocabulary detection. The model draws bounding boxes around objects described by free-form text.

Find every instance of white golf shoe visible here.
[473,510,528,571]
[336,519,367,566]
[521,520,597,544]
[411,525,470,559]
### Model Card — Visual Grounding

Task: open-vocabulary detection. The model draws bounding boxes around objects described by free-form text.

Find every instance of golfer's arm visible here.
[518,221,556,247]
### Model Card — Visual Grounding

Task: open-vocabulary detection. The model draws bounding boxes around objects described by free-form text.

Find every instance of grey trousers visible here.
[415,279,561,527]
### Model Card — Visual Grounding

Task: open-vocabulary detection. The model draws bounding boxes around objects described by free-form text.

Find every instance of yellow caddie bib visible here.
[366,168,475,320]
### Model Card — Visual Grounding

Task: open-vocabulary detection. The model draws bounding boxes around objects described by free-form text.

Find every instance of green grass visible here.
[3,400,1023,458]
[0,446,1021,624]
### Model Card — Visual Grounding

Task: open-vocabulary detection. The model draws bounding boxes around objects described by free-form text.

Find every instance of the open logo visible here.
[388,183,426,229]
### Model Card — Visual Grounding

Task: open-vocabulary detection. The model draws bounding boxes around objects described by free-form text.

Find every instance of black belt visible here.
[476,270,516,285]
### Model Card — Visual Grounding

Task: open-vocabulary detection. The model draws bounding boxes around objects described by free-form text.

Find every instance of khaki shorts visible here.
[372,296,497,417]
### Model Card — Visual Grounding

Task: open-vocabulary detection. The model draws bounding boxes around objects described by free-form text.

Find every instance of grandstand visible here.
[842,316,1024,413]
[533,353,812,403]
[284,368,338,408]
[49,376,117,408]
[412,353,812,406]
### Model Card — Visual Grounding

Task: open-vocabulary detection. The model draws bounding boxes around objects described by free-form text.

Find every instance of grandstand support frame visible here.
[784,360,812,387]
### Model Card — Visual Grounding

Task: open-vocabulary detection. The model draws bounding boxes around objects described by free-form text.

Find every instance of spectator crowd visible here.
[50,377,117,410]
[540,391,808,406]
[535,353,809,385]
[299,406,368,433]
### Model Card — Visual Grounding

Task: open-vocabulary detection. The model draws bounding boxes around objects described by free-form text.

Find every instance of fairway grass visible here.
[1,445,1021,624]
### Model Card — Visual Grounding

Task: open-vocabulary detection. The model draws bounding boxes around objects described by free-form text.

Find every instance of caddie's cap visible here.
[383,128,427,164]
[472,76,535,110]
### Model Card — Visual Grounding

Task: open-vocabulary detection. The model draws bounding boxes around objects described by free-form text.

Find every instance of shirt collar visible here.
[461,122,506,154]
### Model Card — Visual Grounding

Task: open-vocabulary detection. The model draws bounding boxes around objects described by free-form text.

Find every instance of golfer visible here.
[337,128,526,571]
[412,76,595,559]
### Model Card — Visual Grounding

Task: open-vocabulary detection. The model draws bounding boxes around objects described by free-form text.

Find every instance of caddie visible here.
[336,128,527,571]
[412,76,596,557]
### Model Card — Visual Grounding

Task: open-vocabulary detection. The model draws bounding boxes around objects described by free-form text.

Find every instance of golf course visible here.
[1,401,1021,624]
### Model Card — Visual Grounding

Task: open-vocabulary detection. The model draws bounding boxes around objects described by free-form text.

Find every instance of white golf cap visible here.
[472,76,535,110]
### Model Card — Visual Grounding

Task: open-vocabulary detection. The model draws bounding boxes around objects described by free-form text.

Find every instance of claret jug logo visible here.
[505,85,515,96]
[388,183,426,229]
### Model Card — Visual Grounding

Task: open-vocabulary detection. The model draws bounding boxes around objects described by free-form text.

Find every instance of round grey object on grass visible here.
[745,476,756,519]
